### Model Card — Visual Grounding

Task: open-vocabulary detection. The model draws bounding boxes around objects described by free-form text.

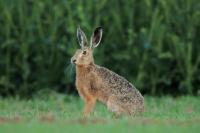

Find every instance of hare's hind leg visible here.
[107,95,127,116]
[107,95,137,116]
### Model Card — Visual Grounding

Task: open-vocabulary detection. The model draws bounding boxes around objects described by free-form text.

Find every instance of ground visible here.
[0,94,200,133]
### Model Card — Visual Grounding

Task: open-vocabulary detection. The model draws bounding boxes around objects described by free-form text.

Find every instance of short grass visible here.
[0,94,200,133]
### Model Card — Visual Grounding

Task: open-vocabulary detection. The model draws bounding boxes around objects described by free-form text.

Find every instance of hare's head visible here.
[71,26,103,66]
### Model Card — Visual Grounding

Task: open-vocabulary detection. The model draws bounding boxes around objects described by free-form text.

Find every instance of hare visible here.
[71,26,144,116]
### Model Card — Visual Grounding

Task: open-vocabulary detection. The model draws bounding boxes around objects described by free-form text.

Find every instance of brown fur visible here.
[71,27,144,116]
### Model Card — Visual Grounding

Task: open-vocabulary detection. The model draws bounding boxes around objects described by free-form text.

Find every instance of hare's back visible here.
[94,65,140,96]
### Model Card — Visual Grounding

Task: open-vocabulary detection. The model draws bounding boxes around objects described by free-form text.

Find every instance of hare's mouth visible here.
[71,59,77,64]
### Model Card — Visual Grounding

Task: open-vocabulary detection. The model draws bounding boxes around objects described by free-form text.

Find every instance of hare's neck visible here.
[76,64,94,78]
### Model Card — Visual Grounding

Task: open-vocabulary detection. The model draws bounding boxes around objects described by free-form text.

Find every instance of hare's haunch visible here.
[71,26,144,116]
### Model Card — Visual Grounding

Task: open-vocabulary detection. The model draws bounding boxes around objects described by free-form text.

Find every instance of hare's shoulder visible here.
[94,65,137,93]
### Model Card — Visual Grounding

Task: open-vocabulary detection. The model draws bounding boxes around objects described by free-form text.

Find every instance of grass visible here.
[0,94,200,133]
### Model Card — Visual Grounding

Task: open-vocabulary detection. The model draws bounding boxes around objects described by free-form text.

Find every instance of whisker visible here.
[65,60,75,82]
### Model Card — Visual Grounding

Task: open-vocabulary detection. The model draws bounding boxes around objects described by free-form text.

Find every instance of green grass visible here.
[0,94,200,133]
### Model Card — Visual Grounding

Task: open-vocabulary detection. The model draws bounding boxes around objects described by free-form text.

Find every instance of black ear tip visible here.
[94,27,103,33]
[97,26,103,30]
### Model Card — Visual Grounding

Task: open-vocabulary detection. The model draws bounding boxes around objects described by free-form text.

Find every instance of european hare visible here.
[71,26,144,116]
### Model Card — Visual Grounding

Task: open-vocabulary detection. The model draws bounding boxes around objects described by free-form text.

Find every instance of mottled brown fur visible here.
[71,27,144,116]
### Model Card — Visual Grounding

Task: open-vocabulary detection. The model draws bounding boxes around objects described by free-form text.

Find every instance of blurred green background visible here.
[0,0,200,97]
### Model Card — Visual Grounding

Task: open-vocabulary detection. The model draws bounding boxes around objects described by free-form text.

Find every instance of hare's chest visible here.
[75,76,93,98]
[76,76,90,89]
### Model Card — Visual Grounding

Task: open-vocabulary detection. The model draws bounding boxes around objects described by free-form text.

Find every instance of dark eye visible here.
[83,51,87,55]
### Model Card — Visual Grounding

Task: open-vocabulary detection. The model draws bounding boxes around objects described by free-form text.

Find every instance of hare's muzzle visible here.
[71,58,76,64]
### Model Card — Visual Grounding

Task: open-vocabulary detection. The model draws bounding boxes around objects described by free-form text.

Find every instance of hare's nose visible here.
[71,58,76,64]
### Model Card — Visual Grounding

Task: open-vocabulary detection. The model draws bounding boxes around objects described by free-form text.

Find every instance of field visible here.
[0,94,200,133]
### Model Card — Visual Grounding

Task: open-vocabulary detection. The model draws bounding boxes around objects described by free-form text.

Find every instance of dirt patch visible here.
[0,116,24,124]
[66,117,108,125]
[38,112,55,123]
[185,105,194,114]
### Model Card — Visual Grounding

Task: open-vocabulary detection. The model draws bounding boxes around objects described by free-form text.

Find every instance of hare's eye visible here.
[83,51,87,55]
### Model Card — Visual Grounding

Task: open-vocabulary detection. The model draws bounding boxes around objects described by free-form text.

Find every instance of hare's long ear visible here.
[77,26,88,48]
[90,27,103,48]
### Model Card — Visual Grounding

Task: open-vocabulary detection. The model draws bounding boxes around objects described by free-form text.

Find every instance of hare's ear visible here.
[90,27,103,48]
[77,26,88,48]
